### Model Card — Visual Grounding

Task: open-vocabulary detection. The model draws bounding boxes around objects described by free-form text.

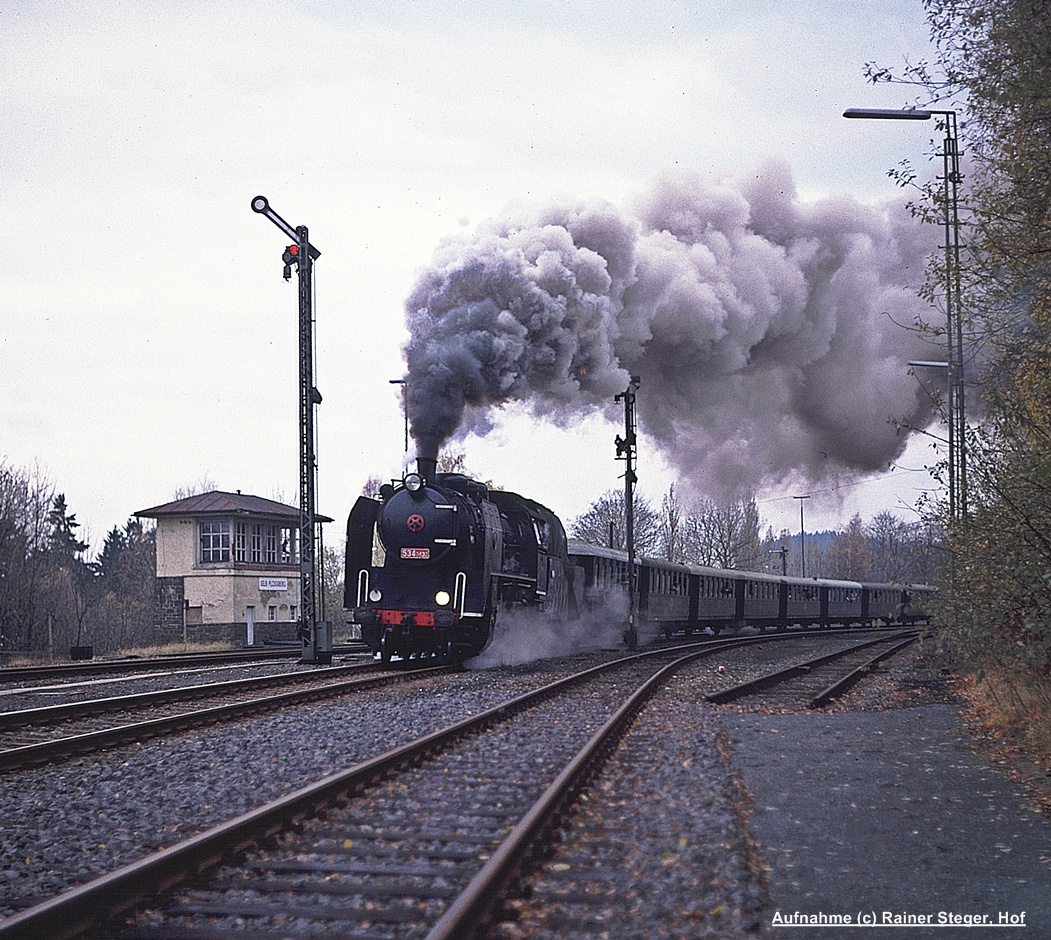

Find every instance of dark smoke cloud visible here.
[404,160,937,497]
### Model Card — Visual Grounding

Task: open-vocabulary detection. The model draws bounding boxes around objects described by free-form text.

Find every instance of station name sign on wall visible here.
[259,578,289,591]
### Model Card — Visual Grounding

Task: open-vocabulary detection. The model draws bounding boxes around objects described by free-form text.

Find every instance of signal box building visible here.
[136,490,332,646]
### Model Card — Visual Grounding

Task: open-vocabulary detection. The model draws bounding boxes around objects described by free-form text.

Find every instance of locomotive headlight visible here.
[404,472,424,492]
[435,590,451,606]
[369,589,382,602]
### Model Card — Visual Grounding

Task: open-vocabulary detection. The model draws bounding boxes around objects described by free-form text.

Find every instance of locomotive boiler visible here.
[345,457,583,661]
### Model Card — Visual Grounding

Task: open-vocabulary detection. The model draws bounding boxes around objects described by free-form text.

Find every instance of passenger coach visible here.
[567,541,930,639]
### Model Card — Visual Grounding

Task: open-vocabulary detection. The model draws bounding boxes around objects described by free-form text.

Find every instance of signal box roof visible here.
[136,490,333,523]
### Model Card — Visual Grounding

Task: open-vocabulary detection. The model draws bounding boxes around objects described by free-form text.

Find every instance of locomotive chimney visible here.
[417,452,438,484]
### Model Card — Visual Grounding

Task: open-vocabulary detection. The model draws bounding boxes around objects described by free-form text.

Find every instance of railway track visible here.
[706,630,920,709]
[0,639,774,940]
[0,661,451,771]
[0,630,922,938]
[0,644,371,684]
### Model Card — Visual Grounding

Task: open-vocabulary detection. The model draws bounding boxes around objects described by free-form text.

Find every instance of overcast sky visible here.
[2,1,946,550]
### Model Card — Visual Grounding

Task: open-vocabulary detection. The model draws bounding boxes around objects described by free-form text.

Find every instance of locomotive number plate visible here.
[401,547,430,559]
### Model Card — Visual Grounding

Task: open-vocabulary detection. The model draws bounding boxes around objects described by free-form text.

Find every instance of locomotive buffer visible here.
[251,196,332,664]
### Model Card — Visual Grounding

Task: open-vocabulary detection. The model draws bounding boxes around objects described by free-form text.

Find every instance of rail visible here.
[706,631,919,707]
[0,641,752,939]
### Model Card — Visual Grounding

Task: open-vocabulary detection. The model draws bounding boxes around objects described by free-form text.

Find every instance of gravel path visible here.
[721,652,1051,940]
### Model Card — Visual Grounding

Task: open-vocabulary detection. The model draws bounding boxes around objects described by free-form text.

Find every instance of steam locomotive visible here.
[344,460,930,662]
[345,457,583,662]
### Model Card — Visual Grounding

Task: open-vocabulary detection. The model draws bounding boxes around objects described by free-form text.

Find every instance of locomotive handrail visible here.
[455,571,467,617]
[356,568,369,608]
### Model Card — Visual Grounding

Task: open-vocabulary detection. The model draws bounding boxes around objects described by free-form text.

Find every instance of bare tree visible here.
[569,490,661,556]
[172,476,219,500]
[0,460,56,652]
[867,511,918,584]
[825,514,873,581]
[677,496,761,569]
[658,484,685,562]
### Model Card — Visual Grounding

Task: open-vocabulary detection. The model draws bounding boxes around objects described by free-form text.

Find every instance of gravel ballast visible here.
[498,677,768,939]
[1,653,658,918]
[5,636,1044,940]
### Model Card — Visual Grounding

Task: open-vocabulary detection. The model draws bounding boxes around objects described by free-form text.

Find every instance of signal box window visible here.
[200,521,231,563]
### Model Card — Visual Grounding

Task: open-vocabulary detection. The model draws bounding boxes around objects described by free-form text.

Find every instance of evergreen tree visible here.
[46,494,88,563]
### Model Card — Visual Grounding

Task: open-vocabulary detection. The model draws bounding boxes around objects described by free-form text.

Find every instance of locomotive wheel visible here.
[380,628,394,665]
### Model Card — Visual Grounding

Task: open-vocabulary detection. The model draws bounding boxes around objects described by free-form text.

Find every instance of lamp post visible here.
[843,107,966,524]
[793,495,811,577]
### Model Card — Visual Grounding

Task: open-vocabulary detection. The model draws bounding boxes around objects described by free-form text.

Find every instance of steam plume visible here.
[404,161,937,498]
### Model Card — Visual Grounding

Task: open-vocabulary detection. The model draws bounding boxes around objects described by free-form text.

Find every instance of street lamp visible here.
[793,495,811,577]
[843,107,967,524]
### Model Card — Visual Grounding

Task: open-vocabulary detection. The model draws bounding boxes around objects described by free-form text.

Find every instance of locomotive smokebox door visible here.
[379,487,457,565]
